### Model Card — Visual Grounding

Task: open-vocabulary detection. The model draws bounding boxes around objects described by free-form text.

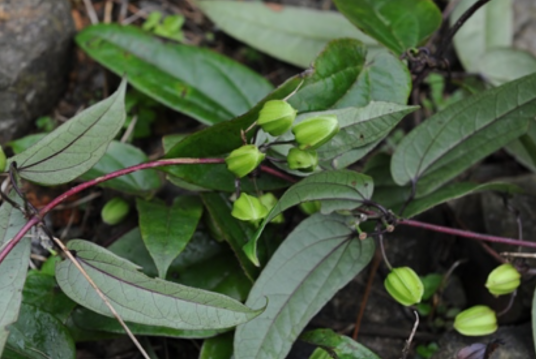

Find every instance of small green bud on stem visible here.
[287,148,318,172]
[231,193,269,226]
[225,145,265,178]
[384,267,424,306]
[292,115,339,150]
[454,305,498,336]
[101,198,130,225]
[485,263,521,296]
[257,100,297,136]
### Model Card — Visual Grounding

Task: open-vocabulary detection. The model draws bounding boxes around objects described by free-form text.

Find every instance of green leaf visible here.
[4,303,75,359]
[22,272,77,322]
[479,49,536,86]
[76,24,273,125]
[71,308,226,339]
[137,196,203,278]
[8,80,126,185]
[271,103,417,171]
[7,134,47,155]
[56,240,263,330]
[200,332,234,359]
[401,182,522,218]
[333,0,442,55]
[234,214,375,359]
[506,120,536,172]
[421,274,443,301]
[301,328,380,359]
[0,196,30,354]
[450,0,513,72]
[197,1,379,68]
[244,170,373,266]
[80,140,161,195]
[391,73,536,197]
[200,193,258,281]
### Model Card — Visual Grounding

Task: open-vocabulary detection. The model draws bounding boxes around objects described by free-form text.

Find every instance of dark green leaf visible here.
[451,0,513,72]
[56,240,262,330]
[234,214,375,359]
[71,308,226,339]
[421,274,443,301]
[506,120,536,172]
[8,80,126,185]
[245,170,373,266]
[76,24,273,125]
[301,328,380,359]
[137,196,203,278]
[0,195,30,353]
[80,140,161,194]
[200,192,258,281]
[333,0,442,55]
[22,272,77,322]
[391,73,536,197]
[401,182,522,218]
[4,303,75,359]
[200,332,234,359]
[197,1,379,68]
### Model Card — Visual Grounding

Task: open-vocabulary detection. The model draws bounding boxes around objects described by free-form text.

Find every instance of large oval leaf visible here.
[197,1,378,68]
[450,0,513,72]
[137,196,203,278]
[76,24,273,125]
[391,73,536,197]
[8,80,126,185]
[0,195,30,354]
[55,240,263,330]
[244,170,373,266]
[333,0,442,55]
[4,303,75,359]
[79,140,161,195]
[234,214,375,359]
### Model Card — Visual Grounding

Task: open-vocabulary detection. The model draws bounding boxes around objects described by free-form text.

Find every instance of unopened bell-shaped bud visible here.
[231,193,269,225]
[259,192,283,224]
[0,145,6,172]
[384,267,424,306]
[257,100,297,136]
[454,305,498,336]
[101,198,130,225]
[287,148,318,172]
[485,263,521,296]
[225,145,265,178]
[292,115,339,150]
[299,200,321,215]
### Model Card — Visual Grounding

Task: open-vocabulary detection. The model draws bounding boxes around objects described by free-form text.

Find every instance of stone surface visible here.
[514,0,536,55]
[0,0,74,143]
[431,324,535,359]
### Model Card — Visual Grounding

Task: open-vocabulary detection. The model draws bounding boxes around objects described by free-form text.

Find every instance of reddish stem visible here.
[0,158,224,264]
[260,165,297,183]
[400,219,536,249]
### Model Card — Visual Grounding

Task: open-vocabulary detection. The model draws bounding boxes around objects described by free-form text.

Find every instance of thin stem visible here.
[259,165,297,183]
[496,290,517,317]
[399,219,536,249]
[379,233,393,270]
[0,158,224,264]
[401,311,419,359]
[436,0,493,58]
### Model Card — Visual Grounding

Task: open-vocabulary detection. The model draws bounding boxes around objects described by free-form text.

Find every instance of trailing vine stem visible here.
[0,158,224,264]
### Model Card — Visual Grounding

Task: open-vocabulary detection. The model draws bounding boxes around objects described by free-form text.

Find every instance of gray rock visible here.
[0,0,74,143]
[431,324,535,359]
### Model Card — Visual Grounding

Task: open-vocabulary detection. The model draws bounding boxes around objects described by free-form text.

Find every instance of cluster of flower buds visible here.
[231,192,284,225]
[101,197,130,225]
[384,267,424,306]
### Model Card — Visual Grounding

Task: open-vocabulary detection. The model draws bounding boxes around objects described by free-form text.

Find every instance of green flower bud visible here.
[101,198,130,225]
[292,115,339,150]
[299,200,321,215]
[384,267,424,306]
[259,192,284,224]
[225,145,265,178]
[485,263,521,296]
[454,305,497,336]
[0,145,6,172]
[287,148,318,172]
[257,100,297,136]
[231,193,269,225]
